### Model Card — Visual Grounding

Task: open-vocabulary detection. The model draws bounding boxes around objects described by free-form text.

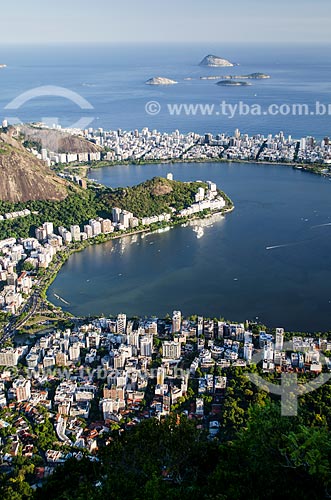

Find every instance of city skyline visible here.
[1,0,331,45]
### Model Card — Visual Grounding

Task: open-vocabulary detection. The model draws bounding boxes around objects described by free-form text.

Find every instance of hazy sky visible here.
[1,0,330,44]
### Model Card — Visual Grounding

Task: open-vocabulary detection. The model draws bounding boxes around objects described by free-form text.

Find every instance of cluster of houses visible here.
[0,209,32,222]
[178,180,226,217]
[30,147,101,168]
[0,238,37,314]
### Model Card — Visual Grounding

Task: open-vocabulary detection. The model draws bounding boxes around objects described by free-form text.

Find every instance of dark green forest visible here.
[2,367,331,500]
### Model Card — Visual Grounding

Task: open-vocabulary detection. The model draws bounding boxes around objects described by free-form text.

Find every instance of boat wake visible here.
[54,293,70,305]
[266,243,297,250]
[311,222,331,229]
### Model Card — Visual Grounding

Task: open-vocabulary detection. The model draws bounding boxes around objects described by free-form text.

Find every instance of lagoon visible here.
[48,162,331,331]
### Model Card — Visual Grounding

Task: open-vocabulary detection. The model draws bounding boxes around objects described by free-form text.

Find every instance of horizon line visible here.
[1,40,331,46]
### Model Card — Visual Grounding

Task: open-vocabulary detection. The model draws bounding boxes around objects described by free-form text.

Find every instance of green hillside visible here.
[0,176,224,240]
[99,176,208,217]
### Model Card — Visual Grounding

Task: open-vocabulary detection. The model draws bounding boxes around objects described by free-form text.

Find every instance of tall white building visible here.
[69,343,80,362]
[90,220,102,236]
[43,222,54,236]
[300,137,306,150]
[275,328,284,351]
[263,342,274,362]
[70,225,81,242]
[84,225,93,239]
[101,219,113,234]
[116,314,127,334]
[140,336,153,357]
[162,341,181,360]
[195,187,205,202]
[172,311,182,333]
[119,211,133,229]
[0,347,19,366]
[197,317,203,337]
[112,208,121,223]
[41,149,48,161]
[127,331,140,348]
[244,343,253,362]
[62,230,72,244]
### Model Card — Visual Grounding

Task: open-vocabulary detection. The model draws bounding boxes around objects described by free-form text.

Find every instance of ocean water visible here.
[0,43,331,137]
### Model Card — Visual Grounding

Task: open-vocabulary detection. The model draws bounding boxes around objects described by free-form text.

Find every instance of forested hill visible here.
[0,177,218,239]
[99,177,208,217]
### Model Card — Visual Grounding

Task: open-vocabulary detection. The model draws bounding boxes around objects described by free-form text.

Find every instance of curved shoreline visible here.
[74,157,331,180]
[44,203,235,314]
[13,158,330,332]
[12,157,331,334]
[41,157,330,318]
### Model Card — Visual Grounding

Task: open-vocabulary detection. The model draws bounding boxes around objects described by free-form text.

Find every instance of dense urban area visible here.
[1,309,331,499]
[16,121,331,168]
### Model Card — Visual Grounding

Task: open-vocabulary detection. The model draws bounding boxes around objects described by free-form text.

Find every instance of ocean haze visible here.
[0,0,330,44]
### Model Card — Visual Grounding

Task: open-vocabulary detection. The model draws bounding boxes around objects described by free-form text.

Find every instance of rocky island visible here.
[199,54,234,67]
[217,80,251,87]
[201,72,270,80]
[145,77,178,85]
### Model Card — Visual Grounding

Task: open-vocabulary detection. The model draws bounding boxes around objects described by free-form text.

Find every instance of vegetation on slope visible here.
[0,187,99,239]
[17,398,331,500]
[0,177,218,239]
[2,362,331,499]
[99,177,208,218]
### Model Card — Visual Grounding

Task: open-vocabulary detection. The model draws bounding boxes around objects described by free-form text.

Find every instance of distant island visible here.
[145,76,178,85]
[199,54,234,67]
[217,80,251,87]
[0,64,7,69]
[201,72,271,80]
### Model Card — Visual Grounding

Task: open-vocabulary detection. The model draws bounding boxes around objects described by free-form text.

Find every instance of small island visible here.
[145,76,178,85]
[0,64,7,69]
[201,72,270,80]
[217,80,251,87]
[199,54,234,67]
